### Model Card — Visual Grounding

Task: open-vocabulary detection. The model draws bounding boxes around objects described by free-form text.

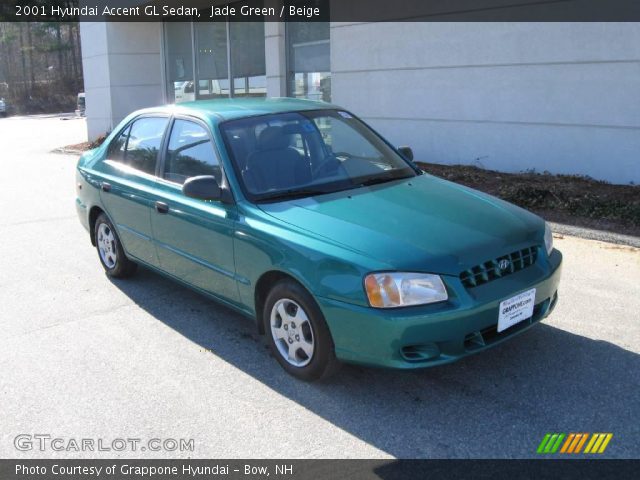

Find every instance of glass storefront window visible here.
[164,4,331,103]
[163,2,268,102]
[164,22,194,104]
[195,22,230,99]
[286,20,330,102]
[230,22,266,97]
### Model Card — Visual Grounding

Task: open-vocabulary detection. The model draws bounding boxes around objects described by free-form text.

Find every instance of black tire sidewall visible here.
[264,280,337,381]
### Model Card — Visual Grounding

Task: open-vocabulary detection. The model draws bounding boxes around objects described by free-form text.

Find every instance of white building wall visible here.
[264,0,287,97]
[80,22,111,140]
[330,22,640,184]
[80,22,164,140]
[265,21,287,97]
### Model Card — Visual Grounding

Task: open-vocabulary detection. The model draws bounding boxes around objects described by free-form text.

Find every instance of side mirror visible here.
[182,175,222,201]
[398,146,414,162]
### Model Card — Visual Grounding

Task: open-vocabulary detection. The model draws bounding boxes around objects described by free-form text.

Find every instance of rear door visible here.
[150,117,240,303]
[98,115,169,267]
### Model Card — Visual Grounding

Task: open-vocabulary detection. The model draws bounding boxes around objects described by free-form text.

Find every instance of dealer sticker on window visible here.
[497,288,536,333]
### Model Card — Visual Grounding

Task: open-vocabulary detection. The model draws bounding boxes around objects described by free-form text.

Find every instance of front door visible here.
[150,118,239,304]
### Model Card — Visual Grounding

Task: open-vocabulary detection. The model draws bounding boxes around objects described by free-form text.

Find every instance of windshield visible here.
[220,109,417,202]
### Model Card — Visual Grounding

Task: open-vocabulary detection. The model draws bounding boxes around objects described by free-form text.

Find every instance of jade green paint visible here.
[75,98,562,369]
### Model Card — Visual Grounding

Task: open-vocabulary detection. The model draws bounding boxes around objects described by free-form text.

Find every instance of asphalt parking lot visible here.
[0,115,638,459]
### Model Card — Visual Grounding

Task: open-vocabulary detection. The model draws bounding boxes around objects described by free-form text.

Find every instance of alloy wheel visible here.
[270,298,315,367]
[97,223,117,269]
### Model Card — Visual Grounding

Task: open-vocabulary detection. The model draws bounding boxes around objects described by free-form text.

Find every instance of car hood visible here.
[258,174,544,275]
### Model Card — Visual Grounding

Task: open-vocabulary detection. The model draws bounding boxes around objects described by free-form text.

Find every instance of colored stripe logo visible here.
[537,433,612,454]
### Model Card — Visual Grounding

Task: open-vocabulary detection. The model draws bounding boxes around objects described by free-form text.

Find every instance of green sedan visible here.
[76,98,562,381]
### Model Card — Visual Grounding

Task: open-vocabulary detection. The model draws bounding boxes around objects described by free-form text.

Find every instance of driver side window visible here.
[163,119,221,185]
[107,125,130,162]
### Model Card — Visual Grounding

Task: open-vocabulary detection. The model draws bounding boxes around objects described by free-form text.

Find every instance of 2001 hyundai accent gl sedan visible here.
[76,98,562,381]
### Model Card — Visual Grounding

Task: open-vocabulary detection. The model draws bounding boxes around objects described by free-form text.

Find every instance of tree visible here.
[0,20,83,113]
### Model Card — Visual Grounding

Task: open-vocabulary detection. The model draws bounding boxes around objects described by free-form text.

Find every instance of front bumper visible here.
[318,249,562,369]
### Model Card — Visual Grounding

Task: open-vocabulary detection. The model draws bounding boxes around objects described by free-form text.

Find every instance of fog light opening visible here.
[400,343,440,362]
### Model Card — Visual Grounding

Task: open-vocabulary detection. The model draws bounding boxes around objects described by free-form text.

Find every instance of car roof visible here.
[137,97,341,125]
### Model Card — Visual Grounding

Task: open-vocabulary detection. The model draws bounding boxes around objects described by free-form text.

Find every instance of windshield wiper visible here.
[256,188,328,203]
[357,173,411,188]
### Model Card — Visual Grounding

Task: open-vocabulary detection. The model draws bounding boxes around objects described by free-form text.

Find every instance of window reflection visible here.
[108,118,169,175]
[165,120,221,184]
[195,22,230,99]
[164,3,331,102]
[164,22,194,104]
[287,19,331,101]
[163,4,268,102]
[230,22,266,97]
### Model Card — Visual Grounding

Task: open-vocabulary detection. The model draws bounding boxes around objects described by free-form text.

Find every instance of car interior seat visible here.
[243,125,312,193]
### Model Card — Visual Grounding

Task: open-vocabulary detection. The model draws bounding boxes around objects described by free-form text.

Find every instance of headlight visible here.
[544,222,554,256]
[364,272,448,308]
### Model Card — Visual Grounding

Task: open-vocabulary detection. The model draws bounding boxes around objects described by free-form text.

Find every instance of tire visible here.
[264,279,340,381]
[94,213,137,278]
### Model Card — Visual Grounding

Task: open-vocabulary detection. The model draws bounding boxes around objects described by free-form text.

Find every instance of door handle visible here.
[154,201,169,214]
[101,182,111,192]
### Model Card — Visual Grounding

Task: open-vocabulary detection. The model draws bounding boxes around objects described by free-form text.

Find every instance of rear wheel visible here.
[264,279,340,381]
[94,213,137,278]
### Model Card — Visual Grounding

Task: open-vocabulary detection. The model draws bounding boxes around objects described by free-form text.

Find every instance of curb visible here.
[51,148,84,156]
[549,222,639,249]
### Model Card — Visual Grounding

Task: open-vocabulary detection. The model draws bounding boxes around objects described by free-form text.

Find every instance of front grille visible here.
[460,246,538,288]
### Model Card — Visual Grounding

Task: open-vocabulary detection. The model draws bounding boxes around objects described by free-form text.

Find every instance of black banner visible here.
[0,460,638,480]
[1,0,640,22]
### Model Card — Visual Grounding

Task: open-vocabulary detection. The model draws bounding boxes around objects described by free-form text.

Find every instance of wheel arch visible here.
[88,205,105,246]
[254,269,312,335]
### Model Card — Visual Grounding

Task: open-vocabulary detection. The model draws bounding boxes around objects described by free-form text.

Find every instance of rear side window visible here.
[125,117,169,175]
[163,119,220,185]
[107,125,130,162]
[107,117,168,175]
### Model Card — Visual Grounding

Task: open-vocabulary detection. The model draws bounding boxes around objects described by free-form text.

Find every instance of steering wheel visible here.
[311,153,350,178]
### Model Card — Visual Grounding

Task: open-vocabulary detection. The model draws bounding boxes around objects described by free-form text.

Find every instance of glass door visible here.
[164,22,195,104]
[194,22,230,99]
[164,3,268,102]
[229,22,266,97]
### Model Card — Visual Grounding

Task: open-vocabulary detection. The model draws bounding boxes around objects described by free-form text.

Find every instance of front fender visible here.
[234,205,384,314]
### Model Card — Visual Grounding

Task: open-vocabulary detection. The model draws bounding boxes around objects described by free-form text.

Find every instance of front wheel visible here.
[94,213,137,278]
[264,280,340,381]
